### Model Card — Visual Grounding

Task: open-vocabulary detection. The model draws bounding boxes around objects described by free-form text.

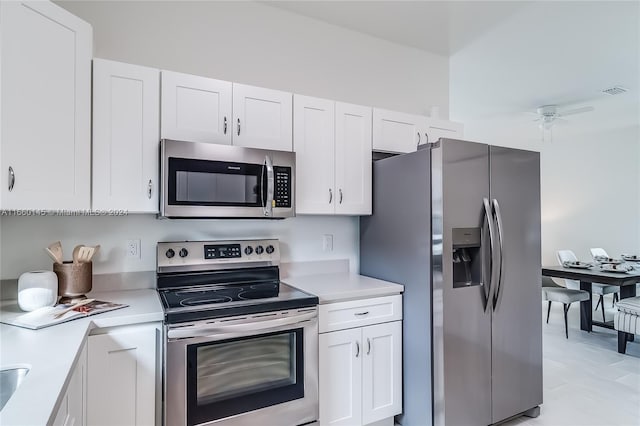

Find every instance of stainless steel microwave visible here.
[160,140,295,219]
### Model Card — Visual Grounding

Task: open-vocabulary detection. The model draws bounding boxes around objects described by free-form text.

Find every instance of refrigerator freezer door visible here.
[360,148,432,426]
[489,146,542,423]
[437,139,492,426]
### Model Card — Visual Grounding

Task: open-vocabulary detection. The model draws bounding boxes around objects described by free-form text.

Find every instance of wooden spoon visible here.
[47,241,64,264]
[72,245,83,264]
[45,247,62,264]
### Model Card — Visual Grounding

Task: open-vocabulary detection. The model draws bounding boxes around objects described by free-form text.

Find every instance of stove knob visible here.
[165,249,175,259]
[266,245,275,254]
[179,248,189,258]
[255,245,264,255]
[244,246,253,255]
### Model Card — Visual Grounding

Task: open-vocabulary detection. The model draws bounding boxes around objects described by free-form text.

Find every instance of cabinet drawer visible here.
[319,295,402,333]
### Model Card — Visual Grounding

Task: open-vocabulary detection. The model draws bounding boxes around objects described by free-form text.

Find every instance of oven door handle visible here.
[167,311,317,340]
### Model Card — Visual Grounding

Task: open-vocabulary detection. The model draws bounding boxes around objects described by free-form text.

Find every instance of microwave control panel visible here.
[274,166,292,208]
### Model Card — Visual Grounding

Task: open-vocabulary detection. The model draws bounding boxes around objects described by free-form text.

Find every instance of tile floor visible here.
[503,296,640,426]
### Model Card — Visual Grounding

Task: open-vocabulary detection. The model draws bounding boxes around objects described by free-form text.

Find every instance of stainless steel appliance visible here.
[360,139,542,425]
[157,239,318,426]
[160,139,295,219]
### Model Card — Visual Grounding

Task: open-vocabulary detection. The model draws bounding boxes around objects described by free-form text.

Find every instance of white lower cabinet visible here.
[87,324,159,426]
[319,296,402,426]
[52,342,87,426]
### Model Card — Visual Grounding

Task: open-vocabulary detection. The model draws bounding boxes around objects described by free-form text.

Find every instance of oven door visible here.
[160,139,295,218]
[165,308,318,426]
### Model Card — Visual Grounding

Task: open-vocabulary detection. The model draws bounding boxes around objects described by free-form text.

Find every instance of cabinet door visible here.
[362,321,402,425]
[161,70,232,145]
[93,59,160,212]
[0,1,92,210]
[335,102,372,215]
[372,109,426,154]
[293,95,335,215]
[232,83,293,151]
[87,326,157,426]
[424,118,464,144]
[52,342,87,426]
[319,328,362,426]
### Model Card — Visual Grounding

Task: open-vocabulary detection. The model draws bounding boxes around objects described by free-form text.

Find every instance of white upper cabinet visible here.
[232,83,293,151]
[93,59,160,213]
[334,103,372,215]
[0,1,92,210]
[293,95,335,215]
[294,96,372,216]
[424,118,464,144]
[372,108,426,154]
[161,70,232,145]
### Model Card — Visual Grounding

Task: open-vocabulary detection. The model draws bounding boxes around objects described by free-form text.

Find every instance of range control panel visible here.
[204,244,242,259]
[157,239,280,272]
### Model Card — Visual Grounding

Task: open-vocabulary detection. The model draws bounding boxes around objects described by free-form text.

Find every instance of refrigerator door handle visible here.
[492,198,505,311]
[483,197,498,312]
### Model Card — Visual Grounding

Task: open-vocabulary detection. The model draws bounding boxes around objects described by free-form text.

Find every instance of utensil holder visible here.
[53,261,92,303]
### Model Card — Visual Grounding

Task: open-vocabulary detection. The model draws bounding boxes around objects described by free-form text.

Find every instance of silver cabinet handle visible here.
[237,118,241,136]
[492,199,505,311]
[483,197,498,312]
[425,132,430,144]
[329,188,333,204]
[354,311,369,316]
[147,179,152,199]
[367,338,371,355]
[339,189,343,204]
[417,132,421,149]
[8,166,15,192]
[355,340,360,358]
[223,116,228,135]
[264,155,274,217]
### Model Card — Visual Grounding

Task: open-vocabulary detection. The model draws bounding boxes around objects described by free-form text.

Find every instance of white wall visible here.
[0,215,358,279]
[450,2,640,267]
[56,0,449,116]
[1,1,449,280]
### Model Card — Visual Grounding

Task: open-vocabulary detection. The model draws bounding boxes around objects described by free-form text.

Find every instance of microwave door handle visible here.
[263,155,274,217]
[166,311,317,340]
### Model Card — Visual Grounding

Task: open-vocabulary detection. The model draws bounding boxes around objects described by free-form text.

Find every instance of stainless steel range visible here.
[157,239,319,426]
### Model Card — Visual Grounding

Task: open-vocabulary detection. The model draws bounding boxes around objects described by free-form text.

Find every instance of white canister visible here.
[18,271,58,311]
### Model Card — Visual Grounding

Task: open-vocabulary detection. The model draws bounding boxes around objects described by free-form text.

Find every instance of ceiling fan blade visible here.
[558,106,594,117]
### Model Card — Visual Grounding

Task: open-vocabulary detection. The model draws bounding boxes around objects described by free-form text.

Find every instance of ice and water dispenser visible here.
[452,227,482,288]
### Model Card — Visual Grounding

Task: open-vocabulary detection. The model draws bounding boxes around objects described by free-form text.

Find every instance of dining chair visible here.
[556,249,619,322]
[542,276,590,338]
[589,247,620,308]
[590,247,609,259]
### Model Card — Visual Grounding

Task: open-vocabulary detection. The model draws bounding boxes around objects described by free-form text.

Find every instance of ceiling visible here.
[267,1,639,134]
[266,1,530,55]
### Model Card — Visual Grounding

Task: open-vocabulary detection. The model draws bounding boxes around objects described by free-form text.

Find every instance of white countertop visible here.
[0,289,163,426]
[284,273,404,304]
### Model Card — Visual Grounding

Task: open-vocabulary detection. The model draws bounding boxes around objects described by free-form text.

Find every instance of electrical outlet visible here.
[323,234,333,252]
[126,239,141,259]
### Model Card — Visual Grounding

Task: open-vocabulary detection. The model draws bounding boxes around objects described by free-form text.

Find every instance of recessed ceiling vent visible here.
[602,86,628,95]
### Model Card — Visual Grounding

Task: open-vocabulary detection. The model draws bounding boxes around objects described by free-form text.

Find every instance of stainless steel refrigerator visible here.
[360,138,542,426]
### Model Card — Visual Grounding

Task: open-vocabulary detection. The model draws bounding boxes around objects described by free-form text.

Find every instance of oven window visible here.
[186,328,304,425]
[168,157,265,207]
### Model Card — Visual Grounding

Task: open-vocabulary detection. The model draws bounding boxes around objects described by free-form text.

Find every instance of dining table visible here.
[541,265,640,333]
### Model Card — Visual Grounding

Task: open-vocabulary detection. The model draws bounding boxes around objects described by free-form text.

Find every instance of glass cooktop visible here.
[159,281,318,323]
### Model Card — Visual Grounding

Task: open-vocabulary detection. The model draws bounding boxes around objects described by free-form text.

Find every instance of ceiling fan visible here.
[530,104,595,142]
